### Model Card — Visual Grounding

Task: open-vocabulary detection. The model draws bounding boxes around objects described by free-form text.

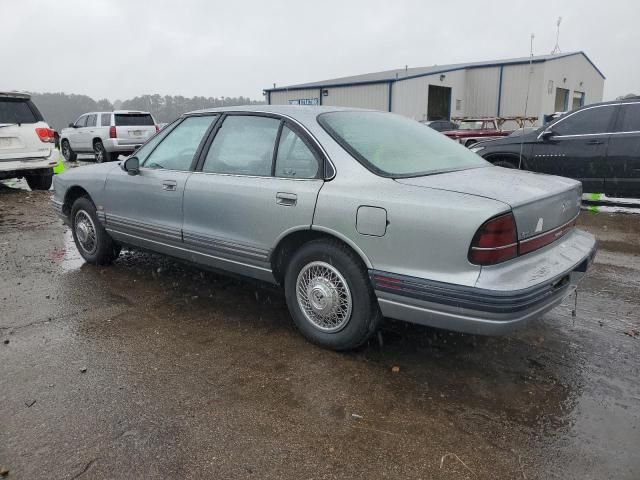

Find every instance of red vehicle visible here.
[442,118,512,147]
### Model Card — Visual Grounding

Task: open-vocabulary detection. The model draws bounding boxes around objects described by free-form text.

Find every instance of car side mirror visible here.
[122,156,140,175]
[69,123,75,128]
[541,128,556,141]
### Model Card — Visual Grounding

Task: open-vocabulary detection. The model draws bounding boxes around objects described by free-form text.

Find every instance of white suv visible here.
[60,110,158,163]
[0,92,58,190]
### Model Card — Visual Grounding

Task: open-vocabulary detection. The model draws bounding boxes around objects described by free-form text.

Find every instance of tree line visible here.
[30,92,265,131]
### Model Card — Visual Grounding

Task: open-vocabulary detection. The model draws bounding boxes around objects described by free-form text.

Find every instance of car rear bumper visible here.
[371,229,597,335]
[102,139,144,153]
[0,150,58,176]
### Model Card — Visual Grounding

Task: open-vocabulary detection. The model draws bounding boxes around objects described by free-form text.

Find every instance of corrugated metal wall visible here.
[392,70,466,121]
[463,67,500,117]
[498,63,543,120]
[321,84,389,110]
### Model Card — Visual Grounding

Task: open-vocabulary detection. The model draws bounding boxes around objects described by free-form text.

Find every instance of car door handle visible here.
[162,180,177,191]
[276,192,297,206]
[586,139,604,145]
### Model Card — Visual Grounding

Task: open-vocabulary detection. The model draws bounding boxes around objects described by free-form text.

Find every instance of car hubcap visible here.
[62,144,69,158]
[74,210,97,254]
[296,261,352,332]
[95,145,103,162]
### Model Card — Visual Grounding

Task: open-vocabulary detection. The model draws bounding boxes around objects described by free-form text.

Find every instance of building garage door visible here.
[427,85,451,121]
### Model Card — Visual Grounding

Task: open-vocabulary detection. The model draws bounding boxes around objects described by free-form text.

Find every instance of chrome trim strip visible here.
[106,229,272,273]
[105,214,182,241]
[519,213,579,244]
[471,242,518,251]
[183,231,269,260]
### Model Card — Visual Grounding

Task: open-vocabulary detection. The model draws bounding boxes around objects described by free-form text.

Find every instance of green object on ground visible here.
[589,192,602,201]
[53,159,65,174]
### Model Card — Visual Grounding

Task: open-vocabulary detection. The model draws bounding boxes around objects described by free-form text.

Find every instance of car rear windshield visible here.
[318,111,488,177]
[0,98,43,124]
[114,113,154,126]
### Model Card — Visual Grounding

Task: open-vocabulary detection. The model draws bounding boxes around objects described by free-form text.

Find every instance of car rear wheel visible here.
[284,240,382,350]
[71,196,121,265]
[93,140,107,163]
[61,140,77,162]
[25,171,53,191]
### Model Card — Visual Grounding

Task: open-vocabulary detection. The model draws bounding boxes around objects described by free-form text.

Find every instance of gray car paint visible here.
[53,105,597,335]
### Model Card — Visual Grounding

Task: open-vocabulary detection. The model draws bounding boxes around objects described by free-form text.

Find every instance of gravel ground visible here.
[0,177,638,479]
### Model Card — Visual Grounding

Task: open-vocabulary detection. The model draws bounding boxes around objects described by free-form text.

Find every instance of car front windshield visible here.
[318,111,488,177]
[458,121,484,130]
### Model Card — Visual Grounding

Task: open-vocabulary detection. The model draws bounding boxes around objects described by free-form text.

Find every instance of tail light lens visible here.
[109,126,117,138]
[35,127,55,143]
[469,212,578,266]
[469,213,518,265]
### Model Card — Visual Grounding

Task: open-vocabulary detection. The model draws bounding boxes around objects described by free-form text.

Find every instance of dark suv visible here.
[471,98,640,198]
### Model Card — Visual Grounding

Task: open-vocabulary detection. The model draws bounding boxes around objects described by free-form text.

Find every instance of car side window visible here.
[202,115,280,176]
[86,114,97,127]
[142,115,216,171]
[275,125,319,179]
[75,116,87,127]
[614,103,640,132]
[553,106,617,136]
[100,113,111,127]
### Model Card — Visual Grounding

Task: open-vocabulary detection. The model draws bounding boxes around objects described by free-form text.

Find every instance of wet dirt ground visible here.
[1,180,639,479]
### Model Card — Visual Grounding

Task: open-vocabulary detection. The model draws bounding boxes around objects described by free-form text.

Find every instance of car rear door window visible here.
[0,99,40,124]
[275,125,319,178]
[100,113,111,127]
[142,115,215,171]
[202,115,280,176]
[614,103,640,132]
[86,114,97,127]
[553,106,617,136]
[115,113,155,126]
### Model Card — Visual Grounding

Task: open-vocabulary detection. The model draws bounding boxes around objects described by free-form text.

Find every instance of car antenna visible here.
[518,33,535,170]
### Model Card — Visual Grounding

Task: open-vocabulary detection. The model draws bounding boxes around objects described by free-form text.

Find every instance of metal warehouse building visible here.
[265,51,604,126]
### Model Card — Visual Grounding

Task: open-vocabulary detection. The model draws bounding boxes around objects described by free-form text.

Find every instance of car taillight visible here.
[35,127,55,143]
[519,217,577,255]
[469,213,518,265]
[109,126,117,138]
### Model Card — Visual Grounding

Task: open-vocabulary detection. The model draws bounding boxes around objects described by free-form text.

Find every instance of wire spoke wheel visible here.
[296,261,353,333]
[74,210,98,255]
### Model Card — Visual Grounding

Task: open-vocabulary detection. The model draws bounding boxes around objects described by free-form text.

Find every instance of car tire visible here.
[93,140,107,163]
[284,239,382,350]
[25,171,53,191]
[61,140,77,162]
[71,196,121,265]
[493,159,517,169]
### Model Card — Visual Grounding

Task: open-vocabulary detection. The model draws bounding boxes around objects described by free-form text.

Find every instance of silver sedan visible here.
[52,106,597,350]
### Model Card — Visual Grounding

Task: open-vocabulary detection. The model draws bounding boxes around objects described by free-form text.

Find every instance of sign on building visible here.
[288,98,320,106]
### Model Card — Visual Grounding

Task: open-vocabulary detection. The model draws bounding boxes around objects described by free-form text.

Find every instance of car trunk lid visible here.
[395,166,582,241]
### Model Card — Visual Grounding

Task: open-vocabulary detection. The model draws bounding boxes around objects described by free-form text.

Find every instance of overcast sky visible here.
[2,0,638,101]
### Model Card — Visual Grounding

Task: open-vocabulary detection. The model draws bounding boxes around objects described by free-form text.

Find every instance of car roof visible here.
[0,92,31,100]
[184,105,378,125]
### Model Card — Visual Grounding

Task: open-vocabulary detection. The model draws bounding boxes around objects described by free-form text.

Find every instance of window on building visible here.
[554,87,570,112]
[572,91,585,110]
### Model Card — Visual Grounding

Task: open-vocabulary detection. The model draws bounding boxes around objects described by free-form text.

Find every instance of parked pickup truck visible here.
[442,118,512,148]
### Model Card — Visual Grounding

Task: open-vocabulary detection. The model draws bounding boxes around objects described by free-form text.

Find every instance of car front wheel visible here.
[71,197,121,265]
[284,240,382,350]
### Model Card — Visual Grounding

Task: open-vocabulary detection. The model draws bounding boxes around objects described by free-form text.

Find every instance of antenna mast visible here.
[551,17,562,54]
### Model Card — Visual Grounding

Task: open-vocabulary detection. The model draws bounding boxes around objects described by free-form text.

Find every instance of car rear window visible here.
[114,113,154,126]
[318,111,488,178]
[0,98,43,124]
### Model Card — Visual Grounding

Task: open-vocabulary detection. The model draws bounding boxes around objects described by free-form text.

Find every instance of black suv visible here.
[472,98,640,198]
